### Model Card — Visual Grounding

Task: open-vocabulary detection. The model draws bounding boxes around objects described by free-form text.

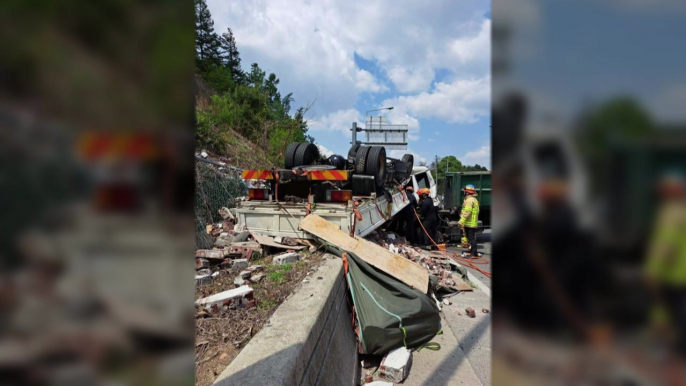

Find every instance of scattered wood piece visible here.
[206,225,213,234]
[453,275,473,292]
[250,232,306,250]
[299,214,428,292]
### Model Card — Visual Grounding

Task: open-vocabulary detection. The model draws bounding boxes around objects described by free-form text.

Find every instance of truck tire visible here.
[401,154,414,179]
[366,146,386,188]
[294,142,320,167]
[355,146,371,175]
[347,144,361,164]
[284,142,302,169]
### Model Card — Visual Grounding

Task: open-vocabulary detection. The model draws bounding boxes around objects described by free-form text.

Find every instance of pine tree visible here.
[195,0,221,72]
[219,28,244,83]
[247,63,266,89]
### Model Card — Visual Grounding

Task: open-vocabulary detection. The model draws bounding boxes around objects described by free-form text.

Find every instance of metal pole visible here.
[352,122,357,145]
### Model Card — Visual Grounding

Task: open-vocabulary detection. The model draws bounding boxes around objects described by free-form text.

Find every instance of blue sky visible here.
[207,0,491,168]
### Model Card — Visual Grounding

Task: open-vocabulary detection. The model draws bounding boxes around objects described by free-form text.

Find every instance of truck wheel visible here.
[284,142,302,169]
[401,154,414,179]
[367,146,386,188]
[293,142,320,167]
[347,144,361,164]
[401,154,414,175]
[355,146,371,175]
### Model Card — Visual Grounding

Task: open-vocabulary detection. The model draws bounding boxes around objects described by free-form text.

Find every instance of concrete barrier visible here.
[213,255,359,386]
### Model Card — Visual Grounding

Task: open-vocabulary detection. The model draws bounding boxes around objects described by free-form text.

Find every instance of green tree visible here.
[195,0,221,73]
[219,27,244,83]
[436,155,463,182]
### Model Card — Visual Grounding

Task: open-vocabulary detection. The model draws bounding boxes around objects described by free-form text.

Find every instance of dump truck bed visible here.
[235,189,410,239]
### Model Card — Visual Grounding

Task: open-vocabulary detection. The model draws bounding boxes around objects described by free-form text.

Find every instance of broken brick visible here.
[196,249,224,260]
[196,257,209,270]
[482,308,489,314]
[465,307,476,318]
[231,259,249,273]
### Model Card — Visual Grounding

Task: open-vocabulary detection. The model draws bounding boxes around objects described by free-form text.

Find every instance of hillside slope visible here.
[196,75,274,170]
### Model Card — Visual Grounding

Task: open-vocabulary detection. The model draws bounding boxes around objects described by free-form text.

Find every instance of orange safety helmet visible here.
[417,188,431,196]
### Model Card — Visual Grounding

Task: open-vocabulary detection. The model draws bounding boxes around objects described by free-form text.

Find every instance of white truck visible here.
[234,142,424,239]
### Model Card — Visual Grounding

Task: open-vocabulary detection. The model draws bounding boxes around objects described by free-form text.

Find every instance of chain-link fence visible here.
[195,159,246,249]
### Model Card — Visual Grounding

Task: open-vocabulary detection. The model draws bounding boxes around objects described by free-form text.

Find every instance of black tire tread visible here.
[284,142,301,169]
[367,146,386,188]
[355,146,371,175]
[294,142,320,166]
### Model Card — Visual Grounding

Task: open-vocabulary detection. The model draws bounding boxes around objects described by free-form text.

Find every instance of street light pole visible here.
[365,106,394,131]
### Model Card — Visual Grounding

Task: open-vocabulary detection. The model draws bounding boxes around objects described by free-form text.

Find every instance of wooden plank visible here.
[453,274,473,292]
[299,214,428,292]
[250,232,306,250]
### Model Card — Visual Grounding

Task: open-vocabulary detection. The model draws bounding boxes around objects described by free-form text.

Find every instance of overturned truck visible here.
[235,142,416,238]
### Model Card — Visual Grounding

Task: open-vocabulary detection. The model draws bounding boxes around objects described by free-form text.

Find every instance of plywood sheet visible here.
[299,214,428,292]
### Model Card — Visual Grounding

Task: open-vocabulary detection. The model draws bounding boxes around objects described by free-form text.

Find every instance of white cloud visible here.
[449,19,490,64]
[355,69,388,93]
[308,109,361,135]
[383,77,490,124]
[387,66,434,94]
[462,144,491,168]
[317,144,334,158]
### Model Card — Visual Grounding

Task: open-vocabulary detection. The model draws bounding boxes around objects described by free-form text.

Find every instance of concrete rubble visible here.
[195,286,254,312]
[365,230,469,295]
[379,346,412,383]
[230,259,249,273]
[273,252,300,265]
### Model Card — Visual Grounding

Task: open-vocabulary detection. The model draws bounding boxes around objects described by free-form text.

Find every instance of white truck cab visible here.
[409,166,440,206]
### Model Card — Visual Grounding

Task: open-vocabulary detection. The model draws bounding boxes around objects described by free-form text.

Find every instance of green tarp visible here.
[324,244,441,355]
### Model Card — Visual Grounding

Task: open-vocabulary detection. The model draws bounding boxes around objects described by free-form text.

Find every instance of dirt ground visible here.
[194,250,326,386]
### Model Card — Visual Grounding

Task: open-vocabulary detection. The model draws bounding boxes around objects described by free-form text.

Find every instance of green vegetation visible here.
[427,155,488,189]
[195,0,313,165]
[267,271,283,284]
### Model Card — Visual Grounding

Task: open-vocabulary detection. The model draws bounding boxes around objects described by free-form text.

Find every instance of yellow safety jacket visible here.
[645,200,686,286]
[458,195,479,228]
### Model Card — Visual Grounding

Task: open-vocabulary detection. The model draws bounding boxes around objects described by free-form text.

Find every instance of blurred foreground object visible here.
[492,0,686,383]
[0,0,195,384]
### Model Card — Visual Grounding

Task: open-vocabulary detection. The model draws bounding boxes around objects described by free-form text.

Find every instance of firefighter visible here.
[417,188,439,249]
[645,173,686,355]
[458,184,480,258]
[402,186,418,246]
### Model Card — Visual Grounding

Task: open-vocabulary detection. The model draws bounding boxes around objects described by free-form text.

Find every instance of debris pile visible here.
[366,230,468,294]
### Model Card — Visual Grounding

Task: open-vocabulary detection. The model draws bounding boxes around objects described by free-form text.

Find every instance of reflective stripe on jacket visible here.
[459,195,479,228]
[645,201,686,286]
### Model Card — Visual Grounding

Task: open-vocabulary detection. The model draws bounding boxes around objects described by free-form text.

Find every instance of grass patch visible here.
[258,296,278,311]
[267,271,283,284]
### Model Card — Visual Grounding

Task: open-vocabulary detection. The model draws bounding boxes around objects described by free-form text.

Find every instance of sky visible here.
[494,0,686,126]
[206,0,491,168]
